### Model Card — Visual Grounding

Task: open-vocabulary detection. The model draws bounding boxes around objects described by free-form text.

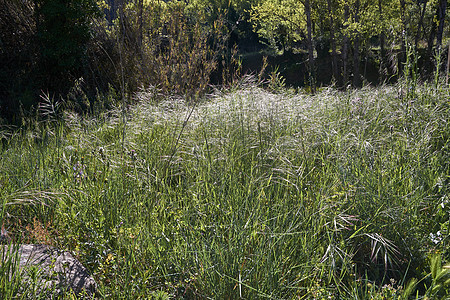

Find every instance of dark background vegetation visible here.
[0,0,449,122]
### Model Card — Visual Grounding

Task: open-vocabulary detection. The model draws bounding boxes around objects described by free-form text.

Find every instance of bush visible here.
[0,0,100,122]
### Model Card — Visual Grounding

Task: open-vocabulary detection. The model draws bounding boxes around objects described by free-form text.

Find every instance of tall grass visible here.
[0,80,449,298]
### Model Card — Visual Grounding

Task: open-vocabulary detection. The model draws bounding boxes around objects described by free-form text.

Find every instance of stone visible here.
[1,244,96,298]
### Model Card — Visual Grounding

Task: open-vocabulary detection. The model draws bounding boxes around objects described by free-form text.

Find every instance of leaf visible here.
[431,283,443,294]
[435,268,450,284]
[444,278,450,287]
[402,277,418,300]
[431,254,441,281]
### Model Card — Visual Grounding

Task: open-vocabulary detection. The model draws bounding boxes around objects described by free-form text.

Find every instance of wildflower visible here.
[430,231,442,244]
[73,161,86,181]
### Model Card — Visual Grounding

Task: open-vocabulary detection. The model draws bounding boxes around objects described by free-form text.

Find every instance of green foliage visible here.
[0,0,38,120]
[250,0,305,53]
[402,40,420,97]
[249,0,404,53]
[35,0,100,91]
[0,0,101,122]
[2,0,449,123]
[151,290,170,300]
[36,0,101,93]
[339,0,402,41]
[399,254,450,299]
[426,254,450,298]
[37,0,99,67]
[0,244,23,298]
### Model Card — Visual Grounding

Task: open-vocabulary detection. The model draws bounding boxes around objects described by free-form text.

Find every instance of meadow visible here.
[1,79,449,299]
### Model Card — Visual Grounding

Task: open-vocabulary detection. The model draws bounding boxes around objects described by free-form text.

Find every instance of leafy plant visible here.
[424,254,450,298]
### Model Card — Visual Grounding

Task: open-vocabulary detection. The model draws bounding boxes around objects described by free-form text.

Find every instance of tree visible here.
[0,0,37,119]
[436,0,447,49]
[327,0,341,85]
[0,0,100,121]
[250,0,306,53]
[415,0,428,48]
[352,0,361,87]
[250,0,320,88]
[304,0,316,90]
[138,0,143,48]
[342,2,350,86]
[35,0,100,92]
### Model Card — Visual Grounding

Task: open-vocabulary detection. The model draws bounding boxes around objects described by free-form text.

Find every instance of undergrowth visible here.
[0,80,449,298]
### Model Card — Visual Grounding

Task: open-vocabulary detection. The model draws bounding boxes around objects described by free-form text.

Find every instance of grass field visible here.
[1,79,449,298]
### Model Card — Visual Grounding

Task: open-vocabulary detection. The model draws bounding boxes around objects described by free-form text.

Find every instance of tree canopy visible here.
[0,0,448,121]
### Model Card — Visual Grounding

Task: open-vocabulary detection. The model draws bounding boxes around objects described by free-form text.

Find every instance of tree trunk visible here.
[34,0,40,36]
[327,0,341,86]
[415,0,427,49]
[304,0,315,91]
[378,0,386,79]
[106,0,117,24]
[353,0,361,87]
[119,0,125,37]
[342,3,350,87]
[138,0,143,49]
[436,0,447,49]
[427,0,446,67]
[427,15,437,56]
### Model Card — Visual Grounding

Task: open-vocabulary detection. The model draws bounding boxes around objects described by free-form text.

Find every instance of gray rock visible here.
[1,244,96,298]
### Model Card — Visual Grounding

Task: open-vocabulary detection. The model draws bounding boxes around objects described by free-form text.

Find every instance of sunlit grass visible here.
[1,81,449,298]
